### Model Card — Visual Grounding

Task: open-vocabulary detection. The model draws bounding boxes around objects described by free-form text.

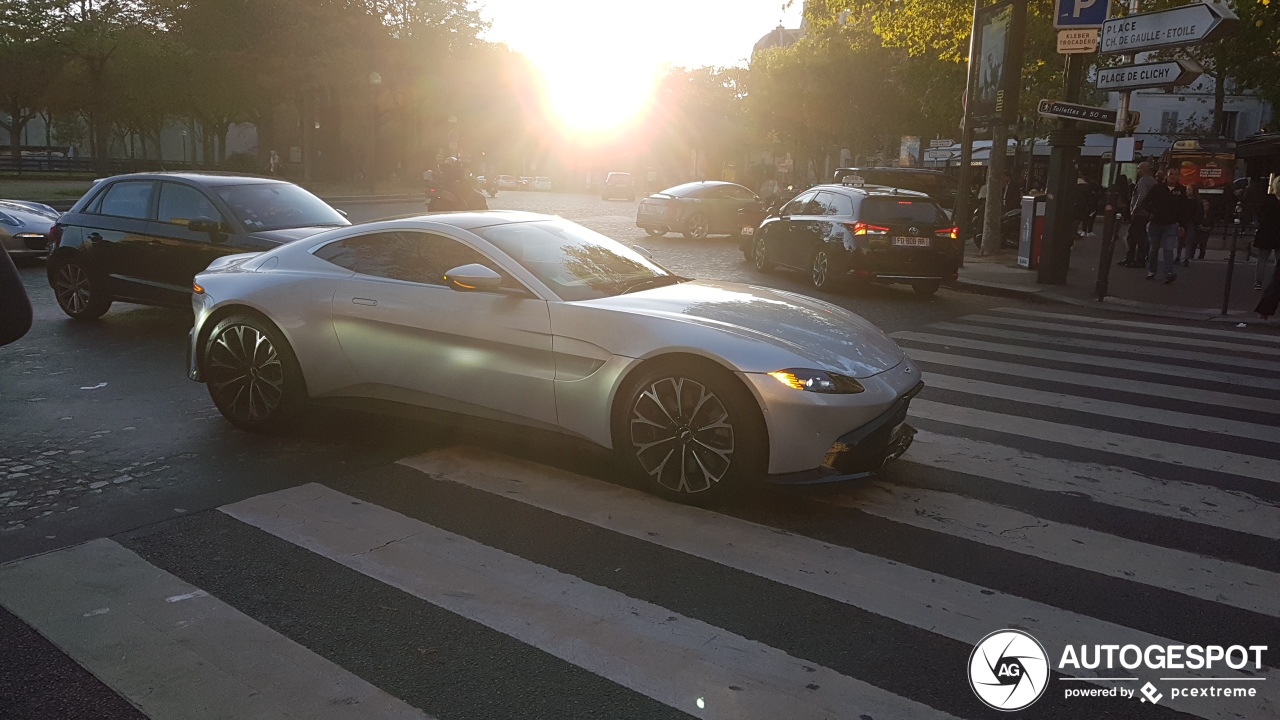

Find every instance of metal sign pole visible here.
[954,0,984,258]
[1094,0,1138,300]
[1221,219,1241,316]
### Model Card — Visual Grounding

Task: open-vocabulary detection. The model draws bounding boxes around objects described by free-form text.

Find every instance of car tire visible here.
[203,314,306,433]
[912,281,941,296]
[50,256,111,320]
[752,234,773,272]
[644,228,665,237]
[811,249,839,292]
[613,359,766,505]
[683,212,710,240]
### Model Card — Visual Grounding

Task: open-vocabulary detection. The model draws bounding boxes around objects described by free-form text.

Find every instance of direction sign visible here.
[1055,0,1108,28]
[1096,58,1202,90]
[1037,99,1138,127]
[1057,28,1099,53]
[929,138,955,148]
[1100,2,1238,55]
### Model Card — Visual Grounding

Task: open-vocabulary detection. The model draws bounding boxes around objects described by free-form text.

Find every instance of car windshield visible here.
[215,183,348,231]
[474,219,676,301]
[861,198,949,225]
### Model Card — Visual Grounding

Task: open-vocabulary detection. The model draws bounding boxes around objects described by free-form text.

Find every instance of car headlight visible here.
[767,369,864,394]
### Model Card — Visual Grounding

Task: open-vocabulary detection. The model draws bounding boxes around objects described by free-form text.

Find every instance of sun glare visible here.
[540,62,658,139]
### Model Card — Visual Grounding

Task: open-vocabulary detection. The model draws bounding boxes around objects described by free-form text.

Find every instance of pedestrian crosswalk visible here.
[1,307,1277,720]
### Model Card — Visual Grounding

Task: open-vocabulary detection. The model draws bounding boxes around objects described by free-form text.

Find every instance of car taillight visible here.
[48,224,63,248]
[845,222,889,236]
[935,226,958,240]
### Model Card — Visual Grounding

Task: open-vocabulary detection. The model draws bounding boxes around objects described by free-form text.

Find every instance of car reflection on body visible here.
[0,200,61,258]
[188,212,922,503]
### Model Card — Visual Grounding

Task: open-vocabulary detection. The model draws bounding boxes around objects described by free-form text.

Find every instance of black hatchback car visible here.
[749,179,960,295]
[636,181,758,239]
[47,173,349,319]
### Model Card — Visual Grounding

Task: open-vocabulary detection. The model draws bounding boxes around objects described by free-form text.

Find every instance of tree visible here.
[0,1,63,159]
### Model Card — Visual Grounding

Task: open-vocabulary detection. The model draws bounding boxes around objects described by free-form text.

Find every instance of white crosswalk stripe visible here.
[2,308,1277,720]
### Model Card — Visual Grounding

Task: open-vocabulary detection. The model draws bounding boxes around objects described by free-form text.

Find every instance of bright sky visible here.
[476,0,804,138]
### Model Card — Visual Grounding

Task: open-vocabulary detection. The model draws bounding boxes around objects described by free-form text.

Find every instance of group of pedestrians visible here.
[1116,162,1215,284]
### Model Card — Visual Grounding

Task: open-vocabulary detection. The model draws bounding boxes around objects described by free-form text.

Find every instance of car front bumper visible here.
[741,355,924,478]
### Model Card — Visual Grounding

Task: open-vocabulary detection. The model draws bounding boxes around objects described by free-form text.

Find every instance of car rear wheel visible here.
[51,257,111,320]
[912,281,941,296]
[811,249,839,292]
[204,314,305,433]
[752,235,773,272]
[614,361,766,505]
[683,212,709,240]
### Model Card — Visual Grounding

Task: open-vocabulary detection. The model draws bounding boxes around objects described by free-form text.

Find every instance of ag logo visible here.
[969,629,1050,711]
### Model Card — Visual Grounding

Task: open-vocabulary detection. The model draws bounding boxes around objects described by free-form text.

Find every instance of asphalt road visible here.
[2,191,1277,720]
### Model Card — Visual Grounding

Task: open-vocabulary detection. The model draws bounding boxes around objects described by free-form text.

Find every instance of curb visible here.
[950,277,1265,323]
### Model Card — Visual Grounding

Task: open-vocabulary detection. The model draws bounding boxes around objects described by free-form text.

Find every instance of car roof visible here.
[810,183,933,200]
[380,210,554,230]
[93,172,290,187]
[835,167,950,176]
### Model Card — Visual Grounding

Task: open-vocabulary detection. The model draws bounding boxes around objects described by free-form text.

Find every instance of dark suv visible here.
[749,180,960,295]
[46,173,349,319]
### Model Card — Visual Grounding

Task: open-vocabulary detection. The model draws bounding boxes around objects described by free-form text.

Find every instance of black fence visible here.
[0,155,199,175]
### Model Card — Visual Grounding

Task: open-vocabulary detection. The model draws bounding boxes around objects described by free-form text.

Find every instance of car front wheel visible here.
[204,314,305,432]
[51,257,111,320]
[811,249,840,292]
[614,362,766,504]
[912,281,941,296]
[752,235,773,272]
[683,212,709,240]
[644,227,665,237]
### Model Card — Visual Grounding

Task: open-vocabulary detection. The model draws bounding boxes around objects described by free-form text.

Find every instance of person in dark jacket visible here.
[1254,179,1280,290]
[1,249,33,347]
[1141,170,1190,283]
[1180,184,1210,265]
[1257,179,1280,318]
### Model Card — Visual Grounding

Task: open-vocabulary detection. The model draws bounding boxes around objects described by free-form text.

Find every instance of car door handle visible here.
[352,297,377,306]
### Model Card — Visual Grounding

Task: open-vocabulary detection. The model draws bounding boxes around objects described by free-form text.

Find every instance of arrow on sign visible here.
[1100,2,1238,55]
[1096,59,1202,90]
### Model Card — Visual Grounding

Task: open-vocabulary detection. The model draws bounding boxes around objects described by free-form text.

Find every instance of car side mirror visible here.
[336,208,348,218]
[443,263,502,292]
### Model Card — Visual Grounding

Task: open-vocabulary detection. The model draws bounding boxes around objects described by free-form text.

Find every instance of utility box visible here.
[1018,195,1047,269]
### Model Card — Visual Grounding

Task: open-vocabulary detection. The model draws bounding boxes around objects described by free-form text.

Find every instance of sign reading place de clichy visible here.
[1099,2,1238,55]
[1096,58,1203,90]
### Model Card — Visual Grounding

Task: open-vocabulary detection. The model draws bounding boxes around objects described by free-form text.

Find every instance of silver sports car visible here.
[187,211,922,502]
[1,200,60,258]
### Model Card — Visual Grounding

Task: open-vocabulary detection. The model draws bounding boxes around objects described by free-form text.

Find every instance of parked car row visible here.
[27,169,927,504]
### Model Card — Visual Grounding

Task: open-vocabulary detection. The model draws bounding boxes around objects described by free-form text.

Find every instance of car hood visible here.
[576,280,906,378]
[247,225,346,244]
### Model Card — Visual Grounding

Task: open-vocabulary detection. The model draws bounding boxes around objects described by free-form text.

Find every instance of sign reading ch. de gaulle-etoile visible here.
[1099,2,1238,55]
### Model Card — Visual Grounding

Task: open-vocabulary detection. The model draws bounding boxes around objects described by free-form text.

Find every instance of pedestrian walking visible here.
[1141,169,1190,284]
[1179,184,1209,266]
[1076,176,1098,236]
[1254,177,1280,290]
[1121,163,1156,267]
[268,149,281,176]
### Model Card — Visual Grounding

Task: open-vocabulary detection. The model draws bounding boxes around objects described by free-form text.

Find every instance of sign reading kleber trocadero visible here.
[1099,2,1238,55]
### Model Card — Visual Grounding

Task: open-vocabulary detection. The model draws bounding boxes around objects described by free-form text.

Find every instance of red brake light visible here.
[48,224,63,248]
[845,221,889,236]
[897,201,913,205]
[935,226,958,240]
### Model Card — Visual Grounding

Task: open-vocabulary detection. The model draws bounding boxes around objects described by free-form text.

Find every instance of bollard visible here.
[1221,220,1240,317]
[1095,189,1120,301]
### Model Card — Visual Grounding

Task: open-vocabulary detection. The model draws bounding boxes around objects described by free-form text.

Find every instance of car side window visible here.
[157,183,224,225]
[781,191,818,216]
[314,231,513,288]
[723,185,756,201]
[824,192,854,217]
[98,181,155,220]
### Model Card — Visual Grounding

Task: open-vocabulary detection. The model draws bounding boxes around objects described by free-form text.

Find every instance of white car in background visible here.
[497,175,518,190]
[187,212,921,503]
[533,176,553,191]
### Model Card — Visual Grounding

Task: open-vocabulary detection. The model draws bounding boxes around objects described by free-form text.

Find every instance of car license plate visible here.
[892,236,930,247]
[741,226,754,235]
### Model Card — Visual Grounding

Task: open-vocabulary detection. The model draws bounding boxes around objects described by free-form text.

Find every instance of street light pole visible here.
[369,71,382,194]
[1094,0,1140,300]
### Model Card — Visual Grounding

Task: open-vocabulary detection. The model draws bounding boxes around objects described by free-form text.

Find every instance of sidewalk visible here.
[953,229,1274,323]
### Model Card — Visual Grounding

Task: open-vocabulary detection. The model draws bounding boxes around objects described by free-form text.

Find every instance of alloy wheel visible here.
[629,377,735,494]
[54,263,92,314]
[754,236,770,270]
[812,251,830,288]
[206,324,286,425]
[687,214,709,239]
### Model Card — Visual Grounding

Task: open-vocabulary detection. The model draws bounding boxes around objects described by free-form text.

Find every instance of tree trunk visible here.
[981,121,1010,256]
[1212,66,1227,137]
